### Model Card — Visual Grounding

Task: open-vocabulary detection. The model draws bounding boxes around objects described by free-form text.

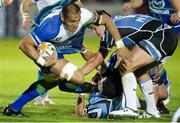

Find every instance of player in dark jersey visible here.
[81,14,177,118]
[122,0,180,35]
[122,0,179,114]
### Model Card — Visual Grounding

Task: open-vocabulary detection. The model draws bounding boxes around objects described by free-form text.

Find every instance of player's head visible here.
[61,3,81,32]
[90,25,105,38]
[86,92,113,118]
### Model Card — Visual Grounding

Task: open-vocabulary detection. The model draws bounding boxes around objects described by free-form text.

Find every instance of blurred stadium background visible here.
[0,0,140,38]
[0,0,180,122]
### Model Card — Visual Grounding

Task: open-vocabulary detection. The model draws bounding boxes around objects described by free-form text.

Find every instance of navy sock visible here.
[10,89,40,111]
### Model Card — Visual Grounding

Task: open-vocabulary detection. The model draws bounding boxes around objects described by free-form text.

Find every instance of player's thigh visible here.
[128,45,155,71]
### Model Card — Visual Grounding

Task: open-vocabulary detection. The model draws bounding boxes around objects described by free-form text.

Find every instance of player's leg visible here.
[157,65,170,114]
[138,73,160,118]
[50,59,85,85]
[117,45,155,117]
[34,70,55,105]
[2,78,59,116]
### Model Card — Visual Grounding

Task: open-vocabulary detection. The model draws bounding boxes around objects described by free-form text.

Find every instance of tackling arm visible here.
[99,12,133,67]
[122,0,144,12]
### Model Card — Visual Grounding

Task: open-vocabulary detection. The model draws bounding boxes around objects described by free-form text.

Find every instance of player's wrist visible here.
[36,56,46,66]
[178,11,180,18]
[115,39,125,49]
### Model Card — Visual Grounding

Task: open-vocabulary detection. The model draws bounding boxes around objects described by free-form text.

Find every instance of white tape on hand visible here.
[36,56,46,66]
[115,39,125,49]
[178,11,180,18]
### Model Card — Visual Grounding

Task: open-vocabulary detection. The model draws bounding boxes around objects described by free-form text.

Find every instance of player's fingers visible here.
[114,57,122,69]
[119,62,127,73]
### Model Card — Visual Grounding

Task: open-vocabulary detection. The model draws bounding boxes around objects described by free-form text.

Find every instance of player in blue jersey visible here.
[75,51,169,119]
[75,56,125,119]
[2,3,129,116]
[80,14,177,118]
[122,0,179,114]
[20,0,83,105]
[0,0,13,8]
[122,0,180,35]
[20,0,82,30]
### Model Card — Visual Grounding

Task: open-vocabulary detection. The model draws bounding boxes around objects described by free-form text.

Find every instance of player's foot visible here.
[44,95,55,105]
[2,105,25,117]
[109,108,139,118]
[34,95,55,105]
[139,111,161,118]
[157,101,169,114]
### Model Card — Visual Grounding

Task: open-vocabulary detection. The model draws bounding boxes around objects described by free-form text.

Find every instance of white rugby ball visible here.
[37,42,56,58]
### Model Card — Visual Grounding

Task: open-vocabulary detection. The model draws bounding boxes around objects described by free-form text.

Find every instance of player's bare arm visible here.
[19,35,57,67]
[99,12,133,66]
[170,0,180,24]
[122,0,144,12]
[20,0,35,30]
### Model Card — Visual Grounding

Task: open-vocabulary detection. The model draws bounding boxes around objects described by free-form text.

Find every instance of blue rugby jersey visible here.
[30,8,95,58]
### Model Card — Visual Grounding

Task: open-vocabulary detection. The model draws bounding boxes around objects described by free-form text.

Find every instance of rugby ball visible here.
[37,42,56,58]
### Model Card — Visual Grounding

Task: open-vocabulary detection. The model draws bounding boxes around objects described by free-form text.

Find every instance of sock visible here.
[10,83,46,111]
[122,72,137,111]
[136,96,141,109]
[140,78,158,114]
[10,89,40,111]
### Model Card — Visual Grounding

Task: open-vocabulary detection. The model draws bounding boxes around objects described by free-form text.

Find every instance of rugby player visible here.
[2,3,129,116]
[20,0,83,105]
[122,0,180,113]
[80,14,177,118]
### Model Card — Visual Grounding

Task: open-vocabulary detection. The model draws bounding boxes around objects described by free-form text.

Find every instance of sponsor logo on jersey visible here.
[149,0,170,14]
[150,0,165,9]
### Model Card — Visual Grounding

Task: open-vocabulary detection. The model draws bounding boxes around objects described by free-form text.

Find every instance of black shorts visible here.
[139,29,178,62]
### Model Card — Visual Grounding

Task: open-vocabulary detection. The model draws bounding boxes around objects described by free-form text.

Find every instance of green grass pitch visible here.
[0,38,180,122]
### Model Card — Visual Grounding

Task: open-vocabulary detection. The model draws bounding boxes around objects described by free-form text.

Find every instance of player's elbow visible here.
[19,39,26,52]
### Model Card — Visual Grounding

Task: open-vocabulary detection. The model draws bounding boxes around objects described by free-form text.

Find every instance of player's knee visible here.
[60,62,84,84]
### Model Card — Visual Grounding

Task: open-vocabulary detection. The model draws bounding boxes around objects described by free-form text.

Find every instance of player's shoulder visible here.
[39,15,62,38]
[80,8,93,20]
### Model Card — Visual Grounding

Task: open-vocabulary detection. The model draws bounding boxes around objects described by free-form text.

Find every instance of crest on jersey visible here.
[150,0,165,9]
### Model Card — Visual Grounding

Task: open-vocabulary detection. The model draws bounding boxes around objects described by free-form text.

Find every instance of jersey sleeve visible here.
[80,8,107,27]
[30,18,58,46]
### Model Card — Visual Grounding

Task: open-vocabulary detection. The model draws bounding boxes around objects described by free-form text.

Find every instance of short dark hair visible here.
[62,3,80,19]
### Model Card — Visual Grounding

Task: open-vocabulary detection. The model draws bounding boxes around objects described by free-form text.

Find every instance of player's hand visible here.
[170,13,180,24]
[22,14,32,30]
[44,52,58,67]
[114,47,133,69]
[122,2,132,12]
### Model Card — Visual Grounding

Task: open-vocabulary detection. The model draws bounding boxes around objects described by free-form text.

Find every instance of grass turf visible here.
[0,38,179,122]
